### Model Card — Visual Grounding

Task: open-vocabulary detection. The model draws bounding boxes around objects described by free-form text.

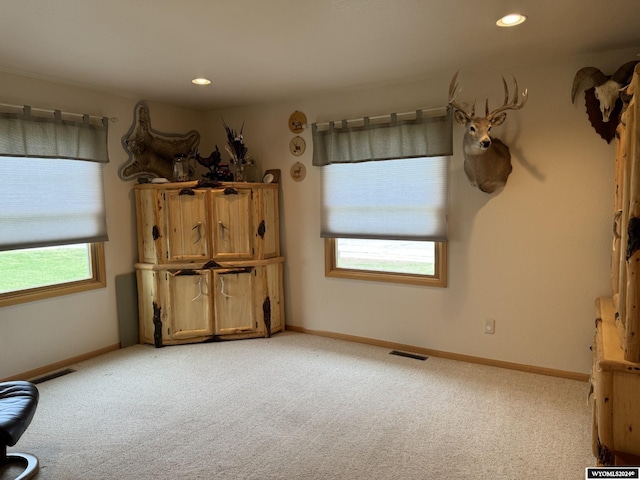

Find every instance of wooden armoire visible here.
[133,180,285,347]
[591,64,640,466]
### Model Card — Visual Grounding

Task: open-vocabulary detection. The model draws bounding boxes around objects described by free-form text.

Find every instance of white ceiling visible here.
[1,0,640,111]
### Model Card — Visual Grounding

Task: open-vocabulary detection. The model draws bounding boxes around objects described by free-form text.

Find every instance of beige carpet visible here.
[3,331,595,479]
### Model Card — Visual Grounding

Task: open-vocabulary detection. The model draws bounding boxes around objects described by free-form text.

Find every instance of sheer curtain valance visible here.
[0,106,109,162]
[312,109,452,166]
[0,106,110,251]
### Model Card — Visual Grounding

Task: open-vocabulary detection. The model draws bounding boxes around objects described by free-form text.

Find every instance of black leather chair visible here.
[0,381,39,480]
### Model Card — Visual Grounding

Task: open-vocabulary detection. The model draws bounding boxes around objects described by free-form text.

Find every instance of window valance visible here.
[0,106,109,162]
[312,109,452,166]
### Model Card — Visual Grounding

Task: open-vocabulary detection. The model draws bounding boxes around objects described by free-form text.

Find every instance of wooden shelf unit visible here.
[591,65,640,465]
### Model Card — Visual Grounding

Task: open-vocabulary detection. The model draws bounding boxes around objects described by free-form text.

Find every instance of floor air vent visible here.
[389,350,428,361]
[31,368,76,384]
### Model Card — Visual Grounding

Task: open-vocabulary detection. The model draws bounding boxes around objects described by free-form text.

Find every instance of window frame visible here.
[0,242,106,308]
[324,238,447,287]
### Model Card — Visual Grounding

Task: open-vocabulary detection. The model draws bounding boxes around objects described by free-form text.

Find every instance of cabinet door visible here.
[213,269,258,335]
[137,269,159,345]
[249,263,284,337]
[162,189,209,262]
[135,188,160,263]
[257,187,279,259]
[165,270,213,340]
[211,188,253,260]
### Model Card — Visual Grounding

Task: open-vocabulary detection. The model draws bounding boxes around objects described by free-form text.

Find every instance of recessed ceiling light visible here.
[496,14,526,27]
[192,78,211,85]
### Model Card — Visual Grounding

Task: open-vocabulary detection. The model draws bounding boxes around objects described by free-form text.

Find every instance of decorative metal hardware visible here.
[196,179,222,189]
[203,260,223,269]
[168,269,198,277]
[152,302,163,348]
[217,267,253,275]
[263,296,271,338]
[627,216,640,261]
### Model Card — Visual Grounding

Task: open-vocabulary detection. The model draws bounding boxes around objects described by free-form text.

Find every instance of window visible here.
[0,107,109,306]
[320,156,448,287]
[0,243,106,307]
[325,238,447,287]
[312,109,452,287]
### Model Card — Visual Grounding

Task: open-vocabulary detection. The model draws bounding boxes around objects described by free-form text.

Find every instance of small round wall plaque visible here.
[288,111,307,133]
[289,136,306,156]
[290,162,306,182]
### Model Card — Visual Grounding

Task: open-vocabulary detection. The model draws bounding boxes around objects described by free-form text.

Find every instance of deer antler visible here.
[487,75,528,120]
[448,71,473,120]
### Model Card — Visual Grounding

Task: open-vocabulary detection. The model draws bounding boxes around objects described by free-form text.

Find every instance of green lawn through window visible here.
[0,245,91,293]
[335,239,435,275]
[336,258,434,275]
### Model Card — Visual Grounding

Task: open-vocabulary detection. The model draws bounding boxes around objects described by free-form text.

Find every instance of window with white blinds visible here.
[0,107,109,252]
[313,108,451,286]
[0,106,109,304]
[0,156,108,251]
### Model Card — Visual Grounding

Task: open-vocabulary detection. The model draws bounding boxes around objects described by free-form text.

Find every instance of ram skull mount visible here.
[448,72,528,194]
[571,61,639,143]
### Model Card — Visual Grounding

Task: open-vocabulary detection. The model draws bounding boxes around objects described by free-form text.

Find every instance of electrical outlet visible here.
[485,318,495,334]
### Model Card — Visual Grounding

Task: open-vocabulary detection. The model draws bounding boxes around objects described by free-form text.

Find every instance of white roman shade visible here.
[320,157,448,241]
[314,109,451,242]
[0,107,109,251]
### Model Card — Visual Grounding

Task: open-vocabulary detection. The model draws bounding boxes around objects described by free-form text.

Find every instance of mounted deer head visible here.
[448,72,528,193]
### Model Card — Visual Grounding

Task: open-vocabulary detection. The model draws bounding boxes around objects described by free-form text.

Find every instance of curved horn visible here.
[611,61,640,84]
[571,67,607,103]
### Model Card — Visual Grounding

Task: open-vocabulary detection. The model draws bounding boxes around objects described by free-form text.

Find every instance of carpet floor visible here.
[2,331,595,479]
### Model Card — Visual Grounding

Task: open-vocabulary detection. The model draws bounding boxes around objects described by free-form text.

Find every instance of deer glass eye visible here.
[469,126,476,132]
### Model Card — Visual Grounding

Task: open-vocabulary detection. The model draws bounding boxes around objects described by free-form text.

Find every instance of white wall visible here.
[0,46,633,379]
[205,48,638,374]
[0,71,203,379]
